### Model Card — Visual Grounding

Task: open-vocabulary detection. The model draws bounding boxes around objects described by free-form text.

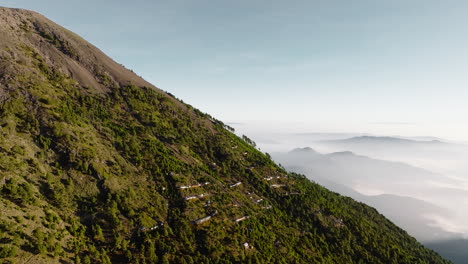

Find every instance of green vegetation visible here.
[0,8,450,264]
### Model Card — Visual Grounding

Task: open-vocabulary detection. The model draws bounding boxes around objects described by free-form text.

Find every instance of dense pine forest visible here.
[0,7,451,264]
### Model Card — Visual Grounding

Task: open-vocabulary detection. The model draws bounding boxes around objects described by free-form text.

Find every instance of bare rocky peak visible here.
[0,6,157,92]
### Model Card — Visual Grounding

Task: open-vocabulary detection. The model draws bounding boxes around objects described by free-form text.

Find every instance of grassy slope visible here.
[0,7,450,264]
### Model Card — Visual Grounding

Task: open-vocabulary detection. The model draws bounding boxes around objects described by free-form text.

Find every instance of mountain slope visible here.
[0,7,450,264]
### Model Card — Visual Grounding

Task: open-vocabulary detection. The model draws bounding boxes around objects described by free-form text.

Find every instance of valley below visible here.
[234,127,468,264]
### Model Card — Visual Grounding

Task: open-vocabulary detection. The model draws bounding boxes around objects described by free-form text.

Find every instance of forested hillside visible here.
[0,7,450,264]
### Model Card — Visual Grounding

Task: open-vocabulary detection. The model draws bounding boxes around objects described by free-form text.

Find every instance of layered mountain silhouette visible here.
[0,7,451,263]
[313,135,468,179]
[273,147,468,263]
[322,136,446,145]
[273,147,456,237]
[276,147,444,184]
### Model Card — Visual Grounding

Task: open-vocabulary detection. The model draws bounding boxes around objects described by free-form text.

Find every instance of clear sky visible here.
[3,0,468,140]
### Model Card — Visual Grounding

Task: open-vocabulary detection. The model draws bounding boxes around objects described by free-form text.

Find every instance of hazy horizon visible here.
[231,121,468,154]
[244,128,468,245]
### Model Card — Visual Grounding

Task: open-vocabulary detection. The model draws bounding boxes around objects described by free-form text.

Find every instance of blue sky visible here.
[3,0,468,140]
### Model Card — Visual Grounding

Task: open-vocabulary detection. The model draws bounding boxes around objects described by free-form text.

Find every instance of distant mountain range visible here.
[311,135,468,178]
[276,147,446,195]
[273,147,468,263]
[321,136,447,146]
